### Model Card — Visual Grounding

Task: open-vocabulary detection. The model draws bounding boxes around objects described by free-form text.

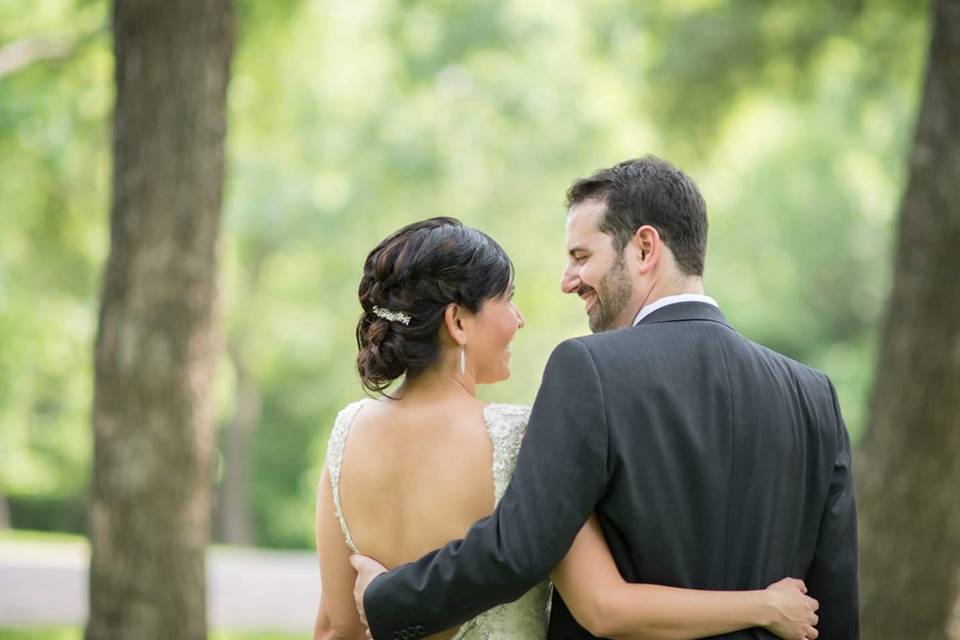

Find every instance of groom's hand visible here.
[350,554,388,638]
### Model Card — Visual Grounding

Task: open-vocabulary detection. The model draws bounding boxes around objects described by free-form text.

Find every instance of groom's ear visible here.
[633,225,661,272]
[443,303,468,346]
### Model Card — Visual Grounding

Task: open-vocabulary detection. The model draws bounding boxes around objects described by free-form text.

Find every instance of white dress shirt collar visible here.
[632,293,719,326]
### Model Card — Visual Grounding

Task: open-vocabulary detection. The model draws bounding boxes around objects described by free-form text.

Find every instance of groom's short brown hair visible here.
[566,155,708,276]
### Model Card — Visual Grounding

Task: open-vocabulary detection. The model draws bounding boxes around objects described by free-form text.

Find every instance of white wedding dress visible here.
[326,399,551,639]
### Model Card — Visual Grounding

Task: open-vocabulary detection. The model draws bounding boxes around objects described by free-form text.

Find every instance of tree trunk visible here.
[86,1,233,639]
[0,490,9,529]
[856,1,960,638]
[214,342,259,546]
[214,249,267,546]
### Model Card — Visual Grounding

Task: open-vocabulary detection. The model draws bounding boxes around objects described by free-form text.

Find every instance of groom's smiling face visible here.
[562,198,639,333]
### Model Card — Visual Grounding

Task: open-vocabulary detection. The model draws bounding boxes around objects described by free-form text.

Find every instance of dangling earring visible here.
[460,345,466,376]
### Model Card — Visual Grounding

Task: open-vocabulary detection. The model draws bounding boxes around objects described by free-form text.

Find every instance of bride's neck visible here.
[396,366,476,401]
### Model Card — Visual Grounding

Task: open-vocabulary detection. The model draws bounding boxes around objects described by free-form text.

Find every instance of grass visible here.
[0,628,309,639]
[0,630,80,640]
[0,630,78,640]
[0,530,311,554]
[0,530,87,545]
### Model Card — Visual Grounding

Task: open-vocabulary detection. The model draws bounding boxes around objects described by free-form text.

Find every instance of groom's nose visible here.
[561,265,580,294]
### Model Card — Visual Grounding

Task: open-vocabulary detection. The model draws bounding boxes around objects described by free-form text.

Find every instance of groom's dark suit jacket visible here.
[364,302,859,639]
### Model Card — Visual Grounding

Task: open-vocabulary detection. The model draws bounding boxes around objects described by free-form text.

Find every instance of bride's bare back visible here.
[338,395,496,571]
[320,392,551,640]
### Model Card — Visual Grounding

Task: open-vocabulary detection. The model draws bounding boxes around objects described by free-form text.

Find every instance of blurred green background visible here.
[0,0,927,552]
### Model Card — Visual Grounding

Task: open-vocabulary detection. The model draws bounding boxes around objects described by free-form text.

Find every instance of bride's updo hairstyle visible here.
[356,217,514,394]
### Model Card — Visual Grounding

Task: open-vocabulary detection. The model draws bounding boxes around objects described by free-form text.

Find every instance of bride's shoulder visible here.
[328,398,376,443]
[325,398,375,466]
[333,397,374,424]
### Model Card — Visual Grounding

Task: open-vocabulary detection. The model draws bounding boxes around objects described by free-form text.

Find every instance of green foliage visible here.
[1,0,928,547]
[623,0,929,159]
[0,0,109,528]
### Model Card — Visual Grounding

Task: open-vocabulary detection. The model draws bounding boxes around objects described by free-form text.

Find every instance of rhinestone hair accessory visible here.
[372,305,411,325]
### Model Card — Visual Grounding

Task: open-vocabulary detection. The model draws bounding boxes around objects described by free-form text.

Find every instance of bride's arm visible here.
[550,515,820,640]
[314,466,368,640]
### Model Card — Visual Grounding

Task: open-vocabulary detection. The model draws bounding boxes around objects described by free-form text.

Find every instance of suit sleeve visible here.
[805,379,860,638]
[363,338,609,640]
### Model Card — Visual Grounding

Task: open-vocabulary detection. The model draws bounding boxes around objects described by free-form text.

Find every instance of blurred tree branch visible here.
[628,0,927,159]
[0,27,105,79]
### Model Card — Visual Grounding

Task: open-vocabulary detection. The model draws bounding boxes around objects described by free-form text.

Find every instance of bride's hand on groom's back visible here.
[762,577,820,640]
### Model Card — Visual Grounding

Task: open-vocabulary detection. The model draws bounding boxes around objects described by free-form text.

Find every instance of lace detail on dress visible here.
[484,403,531,502]
[325,398,371,554]
[448,403,549,640]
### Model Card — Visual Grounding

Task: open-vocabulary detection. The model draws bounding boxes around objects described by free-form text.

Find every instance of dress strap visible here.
[482,403,532,504]
[325,399,371,554]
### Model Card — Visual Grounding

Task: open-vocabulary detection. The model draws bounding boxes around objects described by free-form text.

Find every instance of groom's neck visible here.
[617,275,706,329]
[649,274,705,300]
[641,273,705,308]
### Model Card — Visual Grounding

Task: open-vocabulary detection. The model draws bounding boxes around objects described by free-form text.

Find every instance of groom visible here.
[351,156,859,639]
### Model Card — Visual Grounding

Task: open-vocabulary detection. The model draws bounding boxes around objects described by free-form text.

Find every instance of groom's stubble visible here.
[584,249,634,333]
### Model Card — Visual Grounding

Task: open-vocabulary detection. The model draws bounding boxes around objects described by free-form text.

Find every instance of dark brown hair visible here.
[566,155,708,276]
[356,217,514,394]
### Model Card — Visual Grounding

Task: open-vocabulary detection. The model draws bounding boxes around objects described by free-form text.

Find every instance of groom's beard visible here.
[581,253,633,333]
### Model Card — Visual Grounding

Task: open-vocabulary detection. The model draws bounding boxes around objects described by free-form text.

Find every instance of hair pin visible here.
[372,305,411,325]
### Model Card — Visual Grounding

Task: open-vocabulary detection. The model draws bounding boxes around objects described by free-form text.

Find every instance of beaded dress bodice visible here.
[325,399,550,640]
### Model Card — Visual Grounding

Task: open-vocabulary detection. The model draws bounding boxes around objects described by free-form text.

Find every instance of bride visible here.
[314,217,819,640]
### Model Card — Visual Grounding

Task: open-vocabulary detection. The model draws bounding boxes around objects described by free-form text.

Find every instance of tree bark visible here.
[856,1,960,638]
[213,249,267,546]
[86,1,233,639]
[0,490,9,529]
